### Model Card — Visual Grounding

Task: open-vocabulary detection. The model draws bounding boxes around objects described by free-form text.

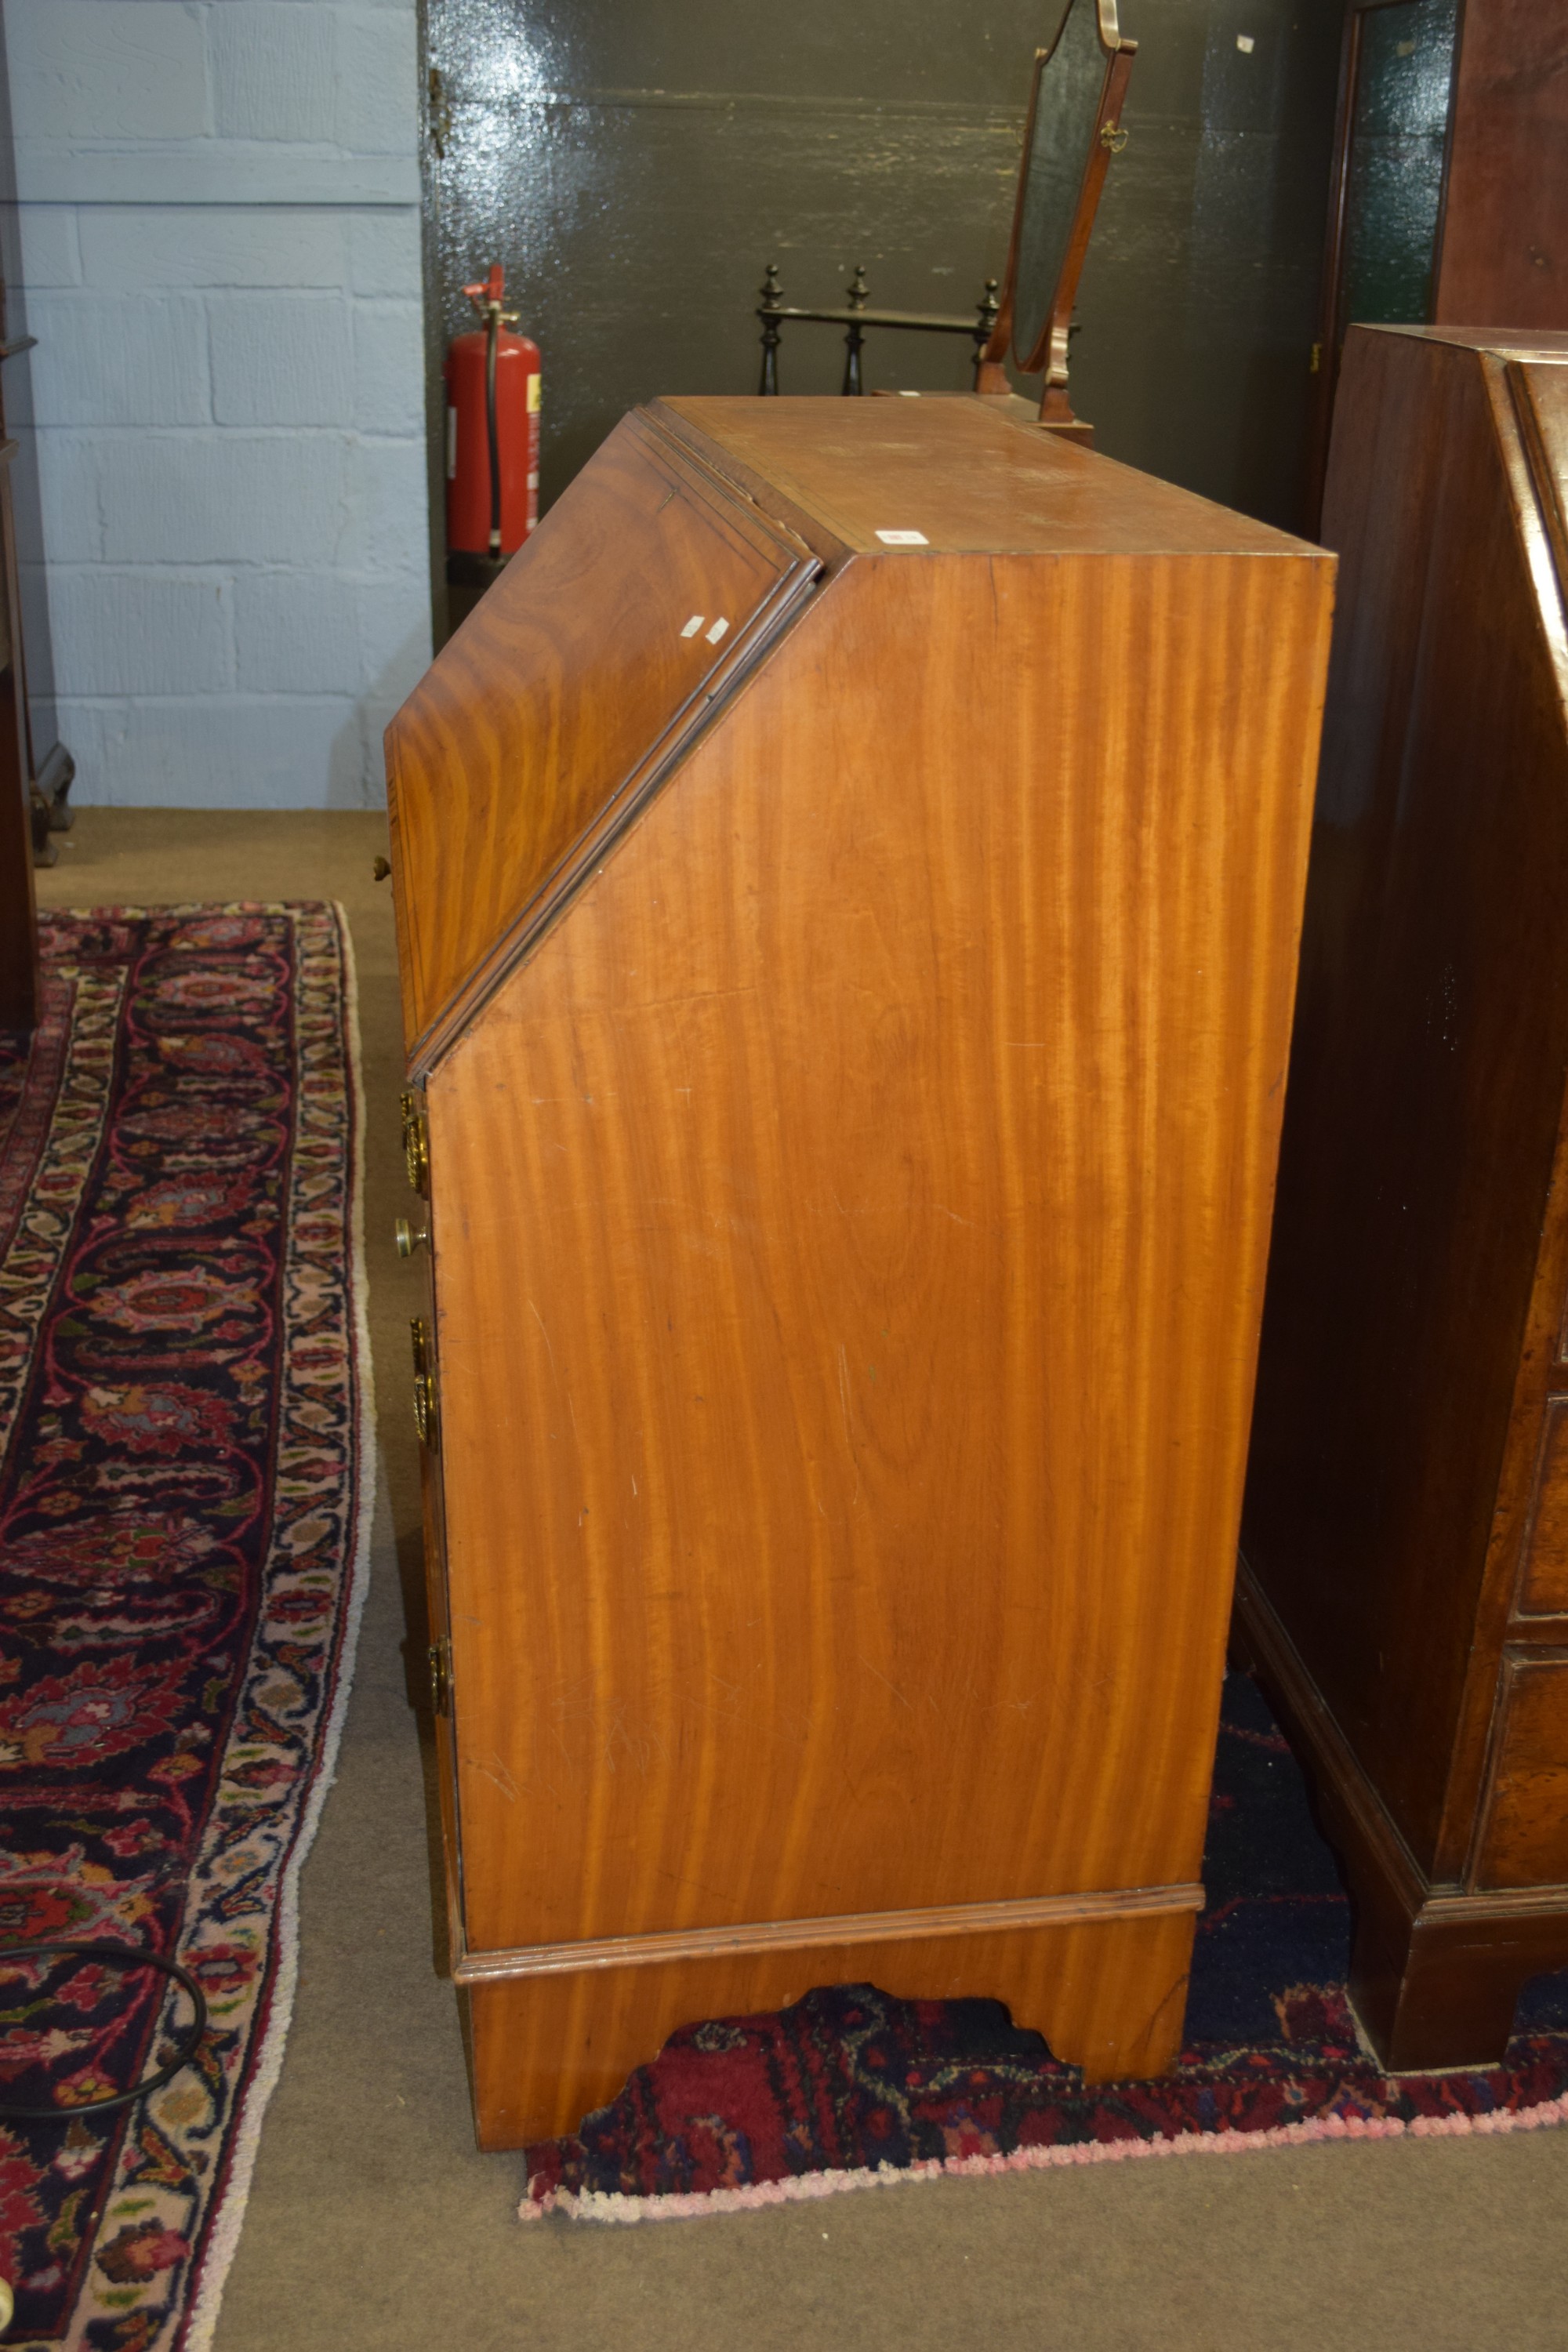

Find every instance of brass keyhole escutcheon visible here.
[410,1316,438,1450]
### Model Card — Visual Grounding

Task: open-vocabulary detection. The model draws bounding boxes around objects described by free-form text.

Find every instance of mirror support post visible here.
[758,264,783,396]
[841,267,869,397]
[985,0,1138,433]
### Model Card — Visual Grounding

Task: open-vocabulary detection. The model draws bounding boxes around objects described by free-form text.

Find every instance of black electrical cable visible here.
[485,301,503,556]
[0,1942,209,2120]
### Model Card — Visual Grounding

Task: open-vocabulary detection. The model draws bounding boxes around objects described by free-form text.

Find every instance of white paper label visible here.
[680,615,705,637]
[1236,32,1255,50]
[876,529,928,546]
[706,617,730,644]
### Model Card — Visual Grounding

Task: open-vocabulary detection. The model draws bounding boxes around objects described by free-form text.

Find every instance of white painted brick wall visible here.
[337,439,427,575]
[99,434,349,565]
[10,4,211,143]
[351,299,424,436]
[209,295,355,426]
[80,209,349,293]
[13,208,82,288]
[6,0,430,810]
[44,571,234,697]
[347,211,420,298]
[31,430,105,562]
[233,574,361,695]
[30,295,213,426]
[68,696,366,811]
[209,7,339,144]
[335,13,421,154]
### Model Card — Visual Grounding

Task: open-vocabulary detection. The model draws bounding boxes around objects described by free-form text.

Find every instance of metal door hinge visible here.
[400,1089,430,1197]
[428,1635,452,1717]
[411,1316,439,1450]
[427,67,452,161]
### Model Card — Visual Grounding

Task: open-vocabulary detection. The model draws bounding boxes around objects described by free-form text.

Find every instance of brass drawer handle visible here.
[395,1217,428,1257]
[411,1316,439,1450]
[427,1637,452,1717]
[400,1088,430,1197]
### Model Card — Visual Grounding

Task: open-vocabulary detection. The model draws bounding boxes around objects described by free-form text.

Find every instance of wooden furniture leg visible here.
[1351,1879,1568,2074]
[1237,1565,1568,2075]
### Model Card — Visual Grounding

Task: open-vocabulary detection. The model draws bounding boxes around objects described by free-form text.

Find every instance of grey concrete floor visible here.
[35,810,1568,2351]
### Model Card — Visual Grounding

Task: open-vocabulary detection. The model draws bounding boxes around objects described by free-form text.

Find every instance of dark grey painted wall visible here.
[422,0,1341,612]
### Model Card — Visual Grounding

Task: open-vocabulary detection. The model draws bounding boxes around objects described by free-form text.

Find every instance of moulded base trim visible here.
[463,1903,1203,2146]
[453,1878,1207,1988]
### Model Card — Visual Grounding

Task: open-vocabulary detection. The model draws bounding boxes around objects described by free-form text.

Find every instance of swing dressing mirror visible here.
[985,0,1136,422]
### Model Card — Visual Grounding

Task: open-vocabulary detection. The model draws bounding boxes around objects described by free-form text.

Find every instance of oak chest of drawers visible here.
[385,395,1334,2147]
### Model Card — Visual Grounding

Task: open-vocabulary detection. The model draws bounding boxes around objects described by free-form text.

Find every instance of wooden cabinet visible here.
[0,434,38,1034]
[1240,324,1568,2071]
[0,0,68,1015]
[385,395,1335,2150]
[0,7,38,1036]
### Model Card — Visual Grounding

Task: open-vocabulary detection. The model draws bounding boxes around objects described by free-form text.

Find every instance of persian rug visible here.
[521,1673,1568,2221]
[0,906,372,2348]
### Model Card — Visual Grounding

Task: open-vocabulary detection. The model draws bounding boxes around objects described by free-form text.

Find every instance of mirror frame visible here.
[983,0,1137,422]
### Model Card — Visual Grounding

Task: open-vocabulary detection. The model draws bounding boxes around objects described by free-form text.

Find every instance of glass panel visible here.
[1012,0,1111,368]
[1339,0,1458,336]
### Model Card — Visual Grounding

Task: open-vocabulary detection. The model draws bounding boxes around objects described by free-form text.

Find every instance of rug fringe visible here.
[181,904,379,2350]
[519,2089,1568,2226]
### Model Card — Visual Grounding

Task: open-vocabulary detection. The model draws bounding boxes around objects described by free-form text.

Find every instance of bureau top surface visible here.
[1368,324,1568,362]
[655,395,1320,561]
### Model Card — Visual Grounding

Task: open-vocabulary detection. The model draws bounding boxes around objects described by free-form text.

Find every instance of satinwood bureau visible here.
[384,395,1334,2149]
[1240,325,1568,2070]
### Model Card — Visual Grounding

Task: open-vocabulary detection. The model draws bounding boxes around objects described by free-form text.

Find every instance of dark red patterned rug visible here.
[0,907,370,2347]
[521,1673,1568,2221]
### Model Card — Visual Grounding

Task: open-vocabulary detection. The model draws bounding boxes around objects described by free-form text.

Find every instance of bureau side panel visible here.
[431,546,1332,1959]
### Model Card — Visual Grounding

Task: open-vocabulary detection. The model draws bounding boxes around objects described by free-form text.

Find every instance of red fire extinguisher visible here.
[445,263,540,586]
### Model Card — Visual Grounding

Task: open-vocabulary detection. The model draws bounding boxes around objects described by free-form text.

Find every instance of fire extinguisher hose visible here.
[485,303,503,557]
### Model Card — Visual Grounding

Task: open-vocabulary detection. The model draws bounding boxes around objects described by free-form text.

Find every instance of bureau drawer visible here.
[1515,1398,1568,1617]
[1476,1653,1568,1889]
